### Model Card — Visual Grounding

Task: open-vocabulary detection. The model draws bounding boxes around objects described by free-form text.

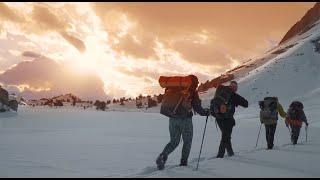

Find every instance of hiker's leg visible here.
[225,122,234,156]
[269,124,277,148]
[162,118,182,156]
[290,125,295,143]
[292,126,301,144]
[265,124,270,148]
[181,117,193,162]
[217,119,227,157]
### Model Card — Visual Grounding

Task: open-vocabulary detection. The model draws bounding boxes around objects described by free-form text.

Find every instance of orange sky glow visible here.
[0,2,315,99]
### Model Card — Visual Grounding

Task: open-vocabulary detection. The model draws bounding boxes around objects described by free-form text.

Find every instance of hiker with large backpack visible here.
[156,75,210,170]
[285,101,309,145]
[259,97,286,149]
[210,81,248,158]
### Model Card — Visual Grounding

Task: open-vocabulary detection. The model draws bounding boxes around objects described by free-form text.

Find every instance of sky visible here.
[0,2,315,100]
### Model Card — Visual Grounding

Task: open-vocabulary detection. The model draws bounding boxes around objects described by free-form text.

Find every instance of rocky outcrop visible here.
[198,73,234,92]
[279,2,320,44]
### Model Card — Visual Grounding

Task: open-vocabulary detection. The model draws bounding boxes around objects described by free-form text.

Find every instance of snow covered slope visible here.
[200,19,320,108]
[237,20,320,105]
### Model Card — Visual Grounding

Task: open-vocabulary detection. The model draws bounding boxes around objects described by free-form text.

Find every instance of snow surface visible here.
[0,104,319,178]
[0,18,320,178]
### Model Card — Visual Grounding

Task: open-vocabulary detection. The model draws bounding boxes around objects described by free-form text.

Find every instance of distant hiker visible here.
[210,81,248,158]
[285,101,308,145]
[0,85,9,106]
[156,75,210,170]
[259,97,286,149]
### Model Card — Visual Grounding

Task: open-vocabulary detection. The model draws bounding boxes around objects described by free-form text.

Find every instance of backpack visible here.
[210,85,234,118]
[287,101,304,122]
[259,97,278,121]
[159,76,197,118]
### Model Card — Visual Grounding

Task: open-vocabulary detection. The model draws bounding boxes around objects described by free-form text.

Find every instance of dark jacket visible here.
[210,88,248,124]
[228,92,249,116]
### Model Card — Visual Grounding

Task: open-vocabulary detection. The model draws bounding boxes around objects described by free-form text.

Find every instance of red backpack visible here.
[159,75,198,118]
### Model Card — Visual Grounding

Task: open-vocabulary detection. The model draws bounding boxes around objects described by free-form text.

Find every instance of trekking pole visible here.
[255,124,262,148]
[196,115,209,171]
[305,125,308,142]
[215,119,218,132]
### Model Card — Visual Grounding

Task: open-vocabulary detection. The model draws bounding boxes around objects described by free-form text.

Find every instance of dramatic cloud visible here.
[60,31,86,52]
[117,67,161,81]
[113,33,156,59]
[92,2,314,65]
[0,3,315,98]
[31,4,69,32]
[0,2,25,23]
[0,3,86,52]
[171,36,230,66]
[22,51,41,58]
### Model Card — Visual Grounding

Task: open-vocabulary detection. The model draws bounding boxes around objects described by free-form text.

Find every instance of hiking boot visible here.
[227,151,234,157]
[179,159,188,166]
[156,153,167,170]
[226,142,234,157]
[267,143,274,150]
[293,139,298,145]
[216,154,224,158]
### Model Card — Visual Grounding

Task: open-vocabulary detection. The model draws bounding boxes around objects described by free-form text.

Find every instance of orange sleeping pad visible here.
[159,76,193,88]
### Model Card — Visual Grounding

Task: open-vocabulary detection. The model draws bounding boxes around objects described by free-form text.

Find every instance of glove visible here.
[306,122,309,127]
[285,122,289,128]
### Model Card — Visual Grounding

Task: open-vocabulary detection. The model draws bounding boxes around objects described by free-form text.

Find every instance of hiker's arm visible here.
[233,93,248,108]
[277,102,287,118]
[192,93,209,116]
[301,111,308,124]
[209,99,216,117]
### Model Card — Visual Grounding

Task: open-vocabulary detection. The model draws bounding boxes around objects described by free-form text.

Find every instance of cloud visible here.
[104,83,127,98]
[31,4,68,32]
[117,67,161,81]
[92,2,315,66]
[113,33,156,59]
[60,31,86,52]
[171,37,231,66]
[30,4,86,52]
[0,2,25,23]
[0,3,86,52]
[22,51,41,58]
[117,65,211,86]
[0,52,107,100]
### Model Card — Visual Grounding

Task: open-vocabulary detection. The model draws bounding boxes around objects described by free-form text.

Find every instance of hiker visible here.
[0,85,9,106]
[156,75,210,170]
[210,81,248,158]
[259,97,286,149]
[285,101,308,145]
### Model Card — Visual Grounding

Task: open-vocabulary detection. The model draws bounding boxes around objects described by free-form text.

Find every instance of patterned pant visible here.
[162,117,193,161]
